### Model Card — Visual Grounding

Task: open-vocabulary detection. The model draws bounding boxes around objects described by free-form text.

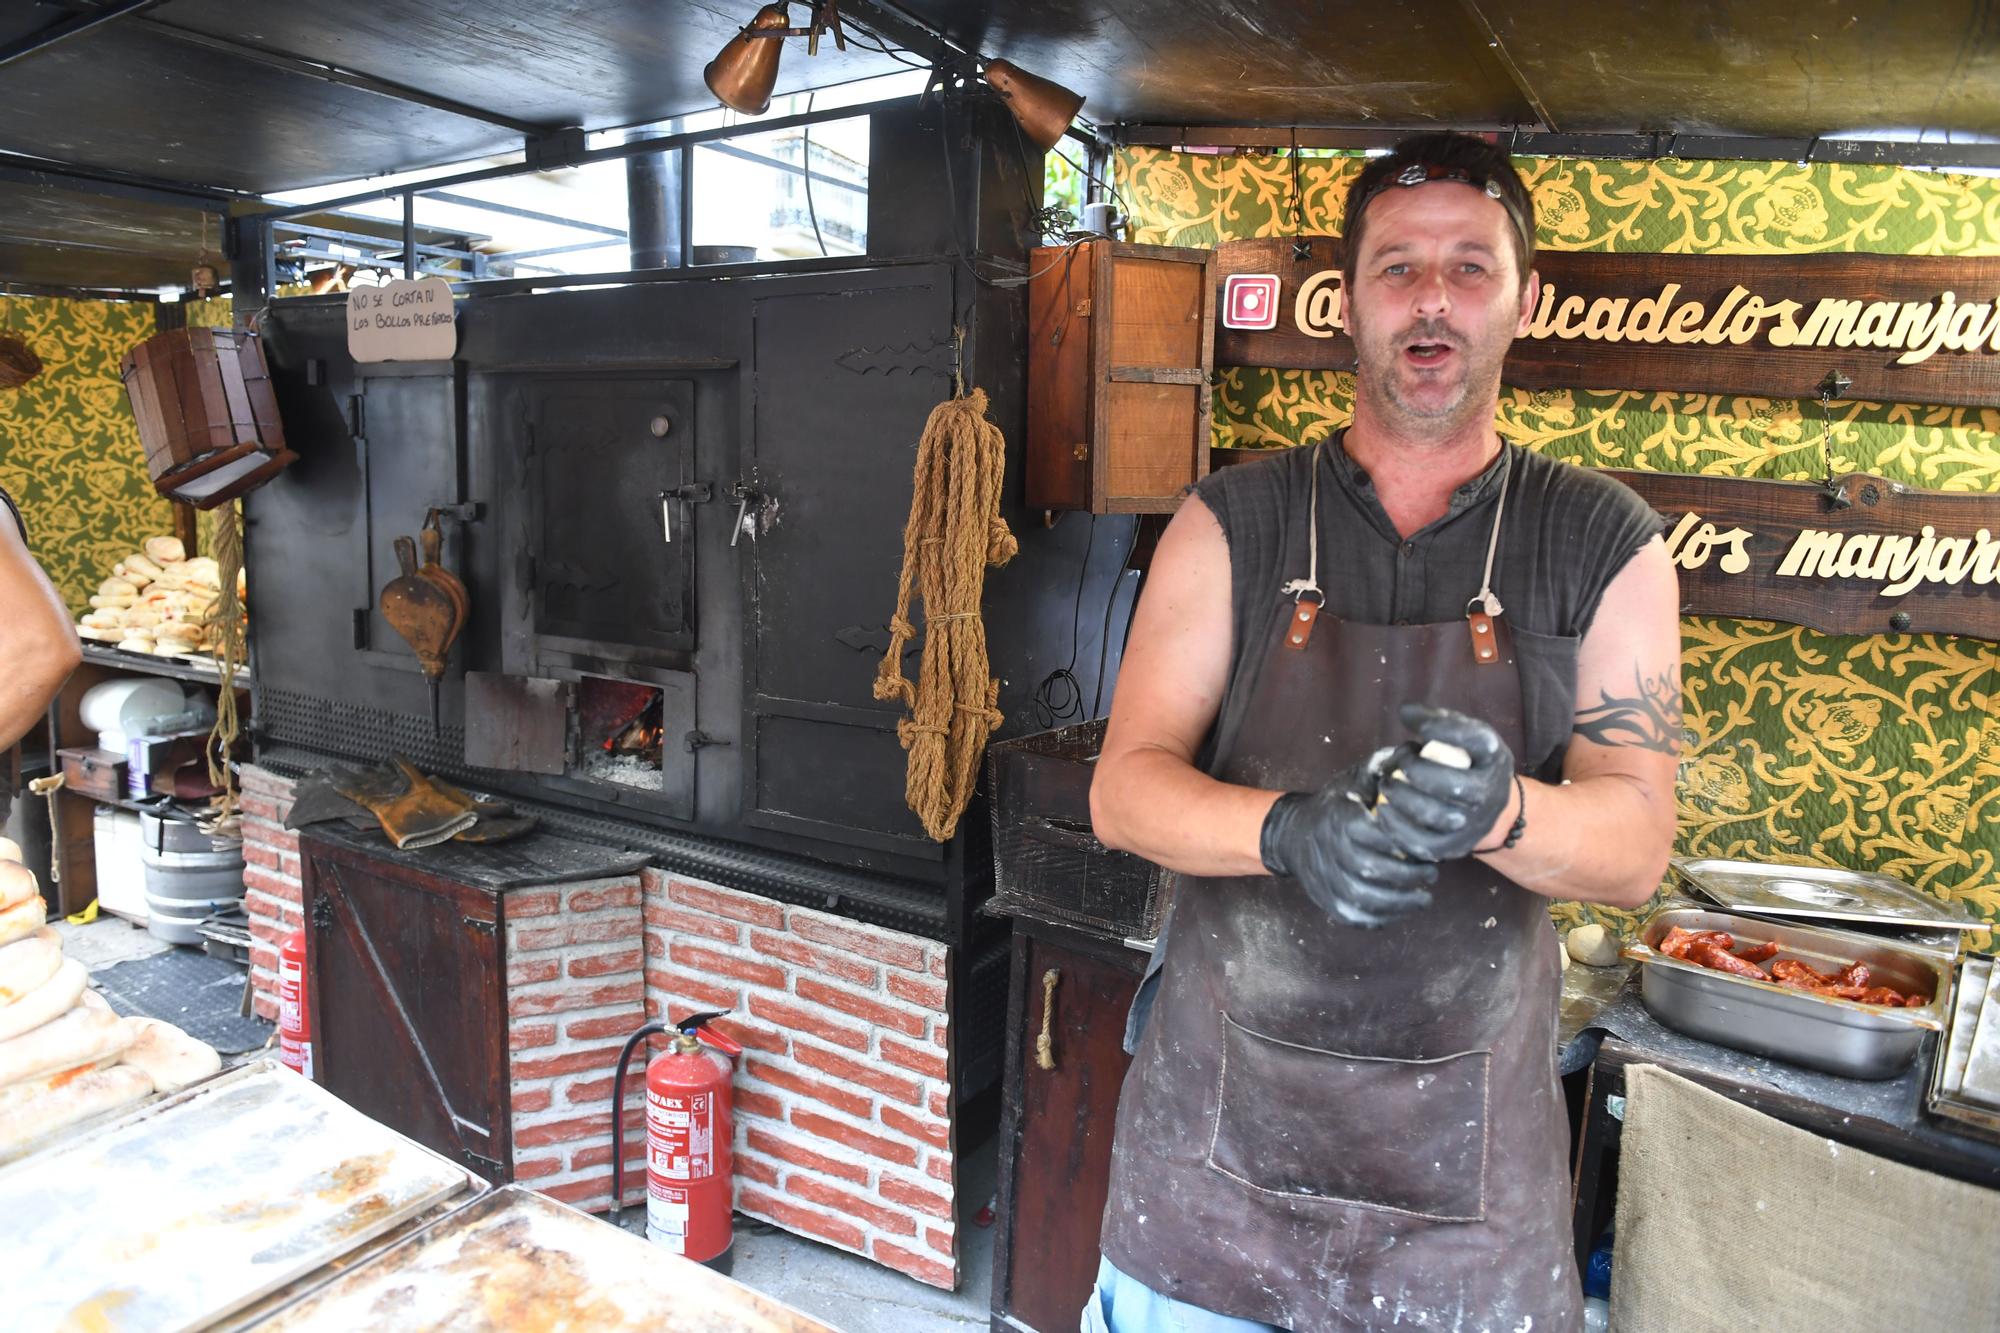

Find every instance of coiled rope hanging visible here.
[202,503,246,835]
[874,386,1017,841]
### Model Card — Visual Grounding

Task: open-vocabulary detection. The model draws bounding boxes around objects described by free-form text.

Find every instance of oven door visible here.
[523,377,697,660]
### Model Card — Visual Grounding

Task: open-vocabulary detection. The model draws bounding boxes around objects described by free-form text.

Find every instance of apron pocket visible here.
[1206,1011,1490,1223]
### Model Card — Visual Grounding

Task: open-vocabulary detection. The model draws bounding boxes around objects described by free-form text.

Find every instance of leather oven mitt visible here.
[425,773,541,845]
[328,758,479,850]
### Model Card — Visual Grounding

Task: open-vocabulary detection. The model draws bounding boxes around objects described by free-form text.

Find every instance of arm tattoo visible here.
[1573,668,1682,754]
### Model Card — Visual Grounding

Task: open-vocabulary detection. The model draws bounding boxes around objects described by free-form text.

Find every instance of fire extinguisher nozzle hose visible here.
[610,1020,671,1225]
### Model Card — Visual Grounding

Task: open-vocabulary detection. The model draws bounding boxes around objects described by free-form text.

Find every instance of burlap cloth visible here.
[1612,1064,2000,1331]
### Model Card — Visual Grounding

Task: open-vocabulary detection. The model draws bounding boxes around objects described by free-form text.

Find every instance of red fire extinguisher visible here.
[612,1010,743,1272]
[277,930,313,1079]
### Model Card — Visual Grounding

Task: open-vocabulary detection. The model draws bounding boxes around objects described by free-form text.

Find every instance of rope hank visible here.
[1034,968,1060,1071]
[202,504,246,836]
[873,387,1017,842]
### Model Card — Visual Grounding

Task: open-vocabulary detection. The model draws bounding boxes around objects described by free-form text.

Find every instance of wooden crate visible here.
[120,327,296,509]
[1026,240,1215,513]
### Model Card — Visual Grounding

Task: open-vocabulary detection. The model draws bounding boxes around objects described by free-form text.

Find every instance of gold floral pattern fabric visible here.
[1121,149,2000,944]
[0,296,173,614]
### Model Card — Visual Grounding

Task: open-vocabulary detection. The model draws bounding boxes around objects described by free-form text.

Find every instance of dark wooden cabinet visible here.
[300,830,512,1183]
[991,921,1146,1333]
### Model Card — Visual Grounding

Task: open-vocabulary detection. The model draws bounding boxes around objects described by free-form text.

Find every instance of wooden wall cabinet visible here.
[1026,241,1214,514]
[991,921,1145,1332]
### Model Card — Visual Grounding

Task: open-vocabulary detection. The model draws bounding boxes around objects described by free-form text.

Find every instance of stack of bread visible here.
[0,841,221,1159]
[74,535,238,659]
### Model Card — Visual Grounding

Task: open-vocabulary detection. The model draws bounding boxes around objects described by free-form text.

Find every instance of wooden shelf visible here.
[79,644,248,689]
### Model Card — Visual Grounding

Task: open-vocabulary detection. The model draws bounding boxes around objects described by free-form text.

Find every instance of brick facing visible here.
[565,1070,647,1106]
[738,1185,866,1252]
[513,1087,553,1114]
[645,967,741,1013]
[886,971,948,1010]
[513,917,638,952]
[787,1175,917,1238]
[736,1151,782,1188]
[745,1127,870,1184]
[879,1173,953,1219]
[507,889,562,918]
[511,1022,558,1051]
[667,879,786,928]
[746,995,868,1052]
[508,979,644,1017]
[748,930,881,989]
[563,1012,648,1042]
[566,882,642,912]
[744,1058,873,1121]
[880,1035,949,1081]
[794,976,929,1038]
[789,914,928,972]
[645,903,741,944]
[790,1110,919,1168]
[511,1045,630,1081]
[790,1041,923,1107]
[508,958,561,987]
[871,1237,955,1289]
[879,1103,950,1150]
[514,1111,641,1149]
[925,1226,952,1256]
[668,941,786,990]
[568,947,643,979]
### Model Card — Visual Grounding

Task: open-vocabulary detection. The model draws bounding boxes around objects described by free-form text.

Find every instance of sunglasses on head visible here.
[1353,158,1532,248]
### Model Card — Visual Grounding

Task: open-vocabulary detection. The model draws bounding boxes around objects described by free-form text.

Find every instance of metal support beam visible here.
[0,151,239,212]
[262,95,911,222]
[0,0,164,70]
[1455,0,1557,131]
[402,194,417,280]
[1110,124,2000,170]
[134,19,553,136]
[700,138,868,194]
[424,191,627,239]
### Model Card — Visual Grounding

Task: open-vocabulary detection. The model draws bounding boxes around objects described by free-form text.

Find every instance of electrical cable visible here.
[1050,143,1131,224]
[802,94,828,256]
[1091,521,1142,718]
[1032,515,1096,728]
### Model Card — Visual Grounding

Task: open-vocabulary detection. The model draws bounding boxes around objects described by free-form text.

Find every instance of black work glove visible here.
[1374,703,1516,862]
[1259,762,1438,929]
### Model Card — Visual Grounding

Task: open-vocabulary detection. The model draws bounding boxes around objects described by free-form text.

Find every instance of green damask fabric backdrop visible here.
[0,295,172,614]
[1120,151,2000,944]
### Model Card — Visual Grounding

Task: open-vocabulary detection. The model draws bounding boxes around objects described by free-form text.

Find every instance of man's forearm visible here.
[0,635,80,749]
[1473,772,1672,908]
[1090,745,1281,880]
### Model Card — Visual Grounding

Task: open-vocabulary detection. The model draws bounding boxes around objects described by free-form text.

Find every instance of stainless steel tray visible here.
[1625,903,1949,1080]
[1671,856,1981,931]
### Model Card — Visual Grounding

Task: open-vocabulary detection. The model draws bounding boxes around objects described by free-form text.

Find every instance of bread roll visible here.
[117,1018,219,1093]
[76,626,126,642]
[97,578,138,599]
[0,959,85,1043]
[144,536,185,564]
[1565,923,1622,968]
[115,638,160,655]
[0,863,41,916]
[120,608,161,629]
[0,928,60,1006]
[0,990,133,1091]
[124,553,164,582]
[79,611,123,629]
[149,569,190,592]
[0,1064,153,1157]
[88,594,136,610]
[0,837,20,863]
[0,1055,120,1115]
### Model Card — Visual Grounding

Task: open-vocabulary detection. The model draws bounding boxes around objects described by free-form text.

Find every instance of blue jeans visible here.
[1083,1257,1283,1333]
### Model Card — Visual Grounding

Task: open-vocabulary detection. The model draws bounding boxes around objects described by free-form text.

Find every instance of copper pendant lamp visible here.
[981,59,1084,152]
[705,2,794,115]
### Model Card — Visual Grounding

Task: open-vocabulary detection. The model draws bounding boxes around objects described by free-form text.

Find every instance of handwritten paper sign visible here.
[347,277,457,363]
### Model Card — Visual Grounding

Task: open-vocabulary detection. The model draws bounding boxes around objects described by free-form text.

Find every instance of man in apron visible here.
[1087,132,1681,1331]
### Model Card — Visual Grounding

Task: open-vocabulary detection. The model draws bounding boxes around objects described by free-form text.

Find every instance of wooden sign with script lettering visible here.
[347,276,457,363]
[1603,468,2000,641]
[1213,237,2000,408]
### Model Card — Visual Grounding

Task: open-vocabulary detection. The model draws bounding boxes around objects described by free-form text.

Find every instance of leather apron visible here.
[1099,448,1581,1332]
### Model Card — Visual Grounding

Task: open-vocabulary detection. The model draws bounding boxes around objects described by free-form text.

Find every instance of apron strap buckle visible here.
[1284,586,1324,651]
[1466,607,1500,664]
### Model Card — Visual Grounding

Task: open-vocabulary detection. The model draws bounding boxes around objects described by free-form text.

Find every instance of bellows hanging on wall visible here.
[119,327,295,509]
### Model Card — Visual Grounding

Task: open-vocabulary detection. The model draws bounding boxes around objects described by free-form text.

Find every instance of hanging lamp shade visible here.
[982,59,1084,152]
[705,3,793,115]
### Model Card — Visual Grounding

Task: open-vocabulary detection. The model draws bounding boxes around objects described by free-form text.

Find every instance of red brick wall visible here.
[644,869,959,1290]
[236,767,959,1290]
[238,765,300,1023]
[503,873,648,1212]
